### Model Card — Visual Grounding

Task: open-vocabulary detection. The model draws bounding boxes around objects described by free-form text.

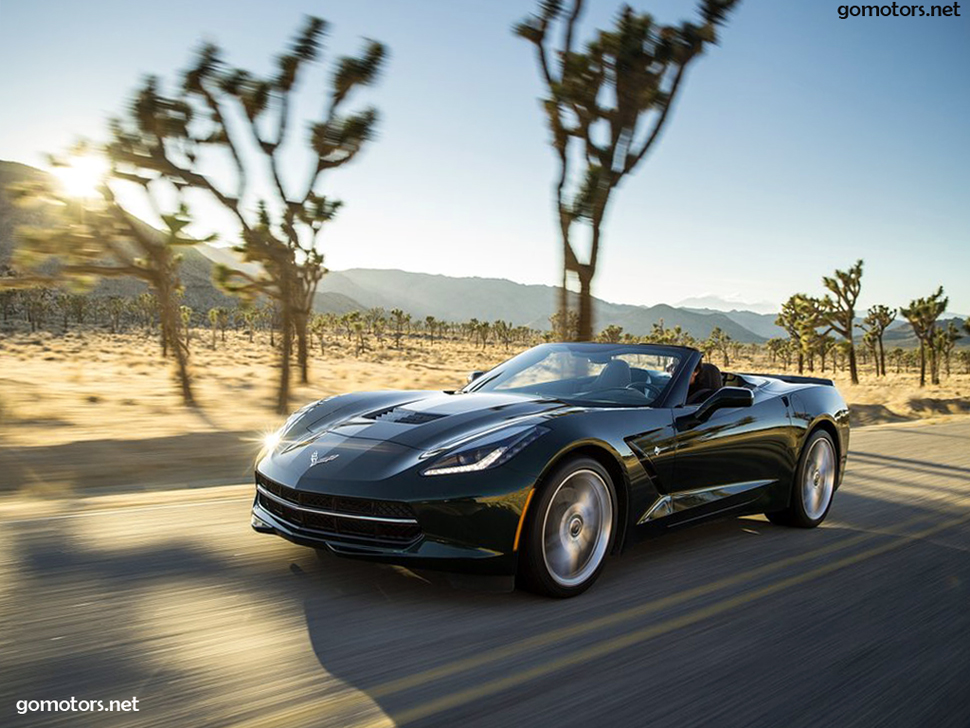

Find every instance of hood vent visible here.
[364,406,445,425]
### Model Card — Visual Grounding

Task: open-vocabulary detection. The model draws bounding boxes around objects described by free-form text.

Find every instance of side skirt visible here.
[636,479,776,526]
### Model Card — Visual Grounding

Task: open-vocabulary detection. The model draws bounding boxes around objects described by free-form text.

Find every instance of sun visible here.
[52,154,108,198]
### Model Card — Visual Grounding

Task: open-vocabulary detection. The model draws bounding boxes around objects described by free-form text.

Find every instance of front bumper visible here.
[250,466,538,576]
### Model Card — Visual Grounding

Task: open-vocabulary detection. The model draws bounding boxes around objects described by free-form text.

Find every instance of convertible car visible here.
[252,342,849,597]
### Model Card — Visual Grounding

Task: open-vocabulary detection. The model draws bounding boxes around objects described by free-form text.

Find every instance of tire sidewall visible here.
[519,456,617,598]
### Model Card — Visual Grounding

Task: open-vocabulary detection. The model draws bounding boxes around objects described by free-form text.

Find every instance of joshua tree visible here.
[10,155,200,404]
[361,308,384,339]
[798,302,828,373]
[816,334,836,373]
[819,260,863,385]
[207,306,230,347]
[598,323,624,343]
[779,339,793,370]
[549,308,579,341]
[861,329,878,375]
[861,304,895,377]
[515,0,739,340]
[425,315,437,345]
[105,295,128,334]
[0,266,17,323]
[112,17,387,413]
[776,293,822,375]
[179,305,194,351]
[475,320,491,350]
[390,308,409,349]
[935,321,961,378]
[494,319,515,350]
[766,337,787,368]
[645,319,677,345]
[308,313,327,353]
[69,293,93,326]
[340,311,361,342]
[889,347,905,374]
[901,286,947,387]
[705,326,732,366]
[348,320,363,358]
[238,302,260,344]
[372,316,386,345]
[131,292,158,337]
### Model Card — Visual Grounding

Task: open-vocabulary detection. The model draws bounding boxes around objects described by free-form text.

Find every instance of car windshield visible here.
[461,343,684,407]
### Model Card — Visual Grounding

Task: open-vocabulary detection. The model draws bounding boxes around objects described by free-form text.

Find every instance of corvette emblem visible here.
[310,451,339,465]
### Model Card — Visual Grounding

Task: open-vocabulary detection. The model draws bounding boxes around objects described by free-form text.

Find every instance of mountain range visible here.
[2,159,965,346]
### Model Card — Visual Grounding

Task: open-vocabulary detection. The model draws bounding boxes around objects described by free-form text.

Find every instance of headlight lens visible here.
[421,425,549,476]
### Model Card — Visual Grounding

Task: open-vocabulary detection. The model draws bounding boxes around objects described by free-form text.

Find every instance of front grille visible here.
[364,406,445,425]
[255,472,421,547]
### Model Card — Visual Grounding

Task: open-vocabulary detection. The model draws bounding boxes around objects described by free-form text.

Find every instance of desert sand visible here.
[1,328,967,496]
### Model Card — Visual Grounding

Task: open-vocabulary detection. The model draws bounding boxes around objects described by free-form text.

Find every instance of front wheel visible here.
[517,457,616,598]
[767,429,837,528]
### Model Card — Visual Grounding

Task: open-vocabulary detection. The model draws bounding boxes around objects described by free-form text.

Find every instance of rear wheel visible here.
[766,429,837,529]
[518,457,615,598]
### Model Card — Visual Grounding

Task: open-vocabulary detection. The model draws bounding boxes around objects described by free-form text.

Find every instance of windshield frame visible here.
[460,342,699,408]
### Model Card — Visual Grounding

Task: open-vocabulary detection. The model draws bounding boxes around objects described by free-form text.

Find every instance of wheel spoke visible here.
[541,469,613,588]
[801,438,835,521]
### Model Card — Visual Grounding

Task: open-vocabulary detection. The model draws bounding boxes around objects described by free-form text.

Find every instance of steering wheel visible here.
[626,381,662,399]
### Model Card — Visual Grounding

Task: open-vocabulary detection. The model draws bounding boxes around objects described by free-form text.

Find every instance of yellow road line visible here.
[278,506,959,728]
[230,508,969,727]
[364,509,949,701]
[394,509,970,724]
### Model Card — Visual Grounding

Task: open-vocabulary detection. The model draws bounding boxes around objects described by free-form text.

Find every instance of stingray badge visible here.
[310,450,339,466]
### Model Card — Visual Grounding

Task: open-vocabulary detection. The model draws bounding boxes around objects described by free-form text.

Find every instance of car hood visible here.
[257,391,574,489]
[302,391,570,451]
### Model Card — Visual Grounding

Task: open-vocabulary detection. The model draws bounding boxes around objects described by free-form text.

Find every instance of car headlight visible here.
[421,425,549,476]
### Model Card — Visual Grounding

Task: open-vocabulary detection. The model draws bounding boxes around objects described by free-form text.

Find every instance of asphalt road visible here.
[3,420,969,728]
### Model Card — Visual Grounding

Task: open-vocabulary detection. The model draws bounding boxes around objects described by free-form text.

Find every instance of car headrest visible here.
[593,359,631,389]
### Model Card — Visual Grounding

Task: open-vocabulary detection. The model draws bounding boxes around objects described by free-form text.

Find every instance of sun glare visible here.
[53,154,108,198]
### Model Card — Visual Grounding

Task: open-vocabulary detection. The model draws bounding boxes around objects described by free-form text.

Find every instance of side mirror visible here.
[677,387,754,430]
[467,370,485,384]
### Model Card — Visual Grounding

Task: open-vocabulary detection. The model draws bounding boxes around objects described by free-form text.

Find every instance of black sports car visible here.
[252,342,850,597]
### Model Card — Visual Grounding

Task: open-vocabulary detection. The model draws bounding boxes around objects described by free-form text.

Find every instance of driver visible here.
[687,361,723,404]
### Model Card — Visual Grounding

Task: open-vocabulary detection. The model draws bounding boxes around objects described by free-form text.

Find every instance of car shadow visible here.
[292,498,921,725]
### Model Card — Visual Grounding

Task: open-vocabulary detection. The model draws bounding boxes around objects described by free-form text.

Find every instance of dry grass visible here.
[1,329,967,495]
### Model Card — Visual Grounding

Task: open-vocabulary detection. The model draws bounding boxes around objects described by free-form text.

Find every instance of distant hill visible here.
[676,294,778,315]
[684,307,785,339]
[194,243,363,315]
[882,316,967,348]
[317,269,768,342]
[0,161,48,264]
[7,159,962,345]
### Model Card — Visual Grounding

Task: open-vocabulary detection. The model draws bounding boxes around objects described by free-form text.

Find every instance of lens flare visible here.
[52,154,108,198]
[263,430,282,452]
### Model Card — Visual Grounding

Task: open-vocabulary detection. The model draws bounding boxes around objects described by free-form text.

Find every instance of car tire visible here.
[517,457,616,598]
[766,429,837,529]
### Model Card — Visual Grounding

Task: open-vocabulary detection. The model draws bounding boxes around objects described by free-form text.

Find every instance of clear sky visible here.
[1,0,967,314]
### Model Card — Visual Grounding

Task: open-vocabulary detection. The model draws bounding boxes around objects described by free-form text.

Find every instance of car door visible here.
[666,388,792,519]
